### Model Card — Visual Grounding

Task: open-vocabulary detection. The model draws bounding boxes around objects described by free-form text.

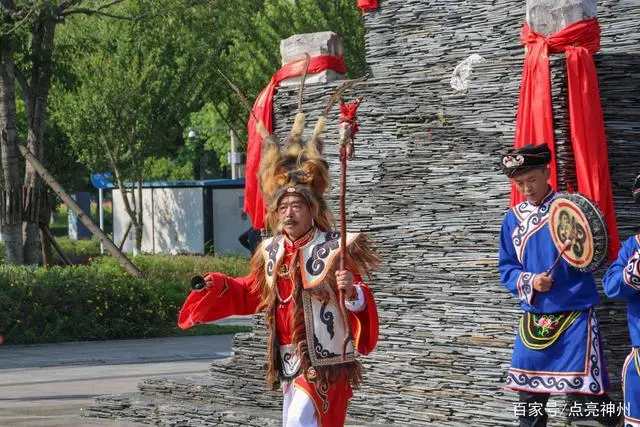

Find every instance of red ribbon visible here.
[357,0,378,11]
[511,18,619,259]
[244,55,347,229]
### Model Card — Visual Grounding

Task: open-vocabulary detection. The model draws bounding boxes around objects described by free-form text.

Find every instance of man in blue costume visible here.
[603,174,640,427]
[498,143,620,427]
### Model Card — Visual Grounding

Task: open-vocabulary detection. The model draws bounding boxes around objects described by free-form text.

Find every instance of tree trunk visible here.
[18,142,143,277]
[0,29,24,265]
[106,143,141,257]
[127,130,143,255]
[134,179,143,255]
[39,192,53,266]
[23,14,56,265]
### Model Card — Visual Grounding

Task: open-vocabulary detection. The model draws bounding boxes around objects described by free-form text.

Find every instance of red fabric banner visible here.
[357,0,378,11]
[244,55,347,230]
[512,18,619,259]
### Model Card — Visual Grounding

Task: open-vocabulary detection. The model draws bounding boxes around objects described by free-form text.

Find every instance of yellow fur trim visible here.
[312,117,327,138]
[291,113,306,137]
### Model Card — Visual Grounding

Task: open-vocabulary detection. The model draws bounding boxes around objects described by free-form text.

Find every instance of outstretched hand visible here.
[202,273,222,291]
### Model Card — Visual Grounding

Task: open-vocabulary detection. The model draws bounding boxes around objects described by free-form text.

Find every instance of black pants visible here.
[518,391,622,427]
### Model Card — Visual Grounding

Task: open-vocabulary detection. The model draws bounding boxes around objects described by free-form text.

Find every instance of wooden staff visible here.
[338,97,362,360]
[338,144,352,361]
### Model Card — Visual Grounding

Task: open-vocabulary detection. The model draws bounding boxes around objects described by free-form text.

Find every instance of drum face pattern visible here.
[549,193,609,271]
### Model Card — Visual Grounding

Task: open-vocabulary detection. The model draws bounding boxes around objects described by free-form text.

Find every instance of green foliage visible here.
[91,254,250,291]
[0,254,251,344]
[0,265,167,343]
[202,0,367,147]
[55,237,101,261]
[143,155,193,181]
[0,236,101,265]
[93,254,250,324]
[186,103,233,178]
[46,0,366,183]
[51,0,229,179]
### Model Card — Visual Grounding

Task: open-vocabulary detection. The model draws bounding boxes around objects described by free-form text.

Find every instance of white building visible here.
[109,179,251,255]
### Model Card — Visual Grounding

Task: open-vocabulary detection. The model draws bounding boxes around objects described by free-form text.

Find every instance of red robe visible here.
[178,233,378,427]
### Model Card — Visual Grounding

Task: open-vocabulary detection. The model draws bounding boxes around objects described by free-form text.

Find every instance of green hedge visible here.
[0,254,250,344]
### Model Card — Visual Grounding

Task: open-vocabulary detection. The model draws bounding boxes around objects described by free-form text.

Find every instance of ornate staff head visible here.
[338,97,362,160]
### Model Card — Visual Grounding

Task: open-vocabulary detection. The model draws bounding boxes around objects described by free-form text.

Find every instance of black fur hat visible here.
[501,143,552,178]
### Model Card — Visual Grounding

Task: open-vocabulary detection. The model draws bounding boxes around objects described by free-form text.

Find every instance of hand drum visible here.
[548,192,609,272]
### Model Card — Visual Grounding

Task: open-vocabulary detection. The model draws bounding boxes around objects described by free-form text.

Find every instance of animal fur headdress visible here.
[223,56,362,234]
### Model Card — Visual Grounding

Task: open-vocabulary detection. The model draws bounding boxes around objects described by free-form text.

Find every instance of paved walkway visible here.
[0,317,251,427]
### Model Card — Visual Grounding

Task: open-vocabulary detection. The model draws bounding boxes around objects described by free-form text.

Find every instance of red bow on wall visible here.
[511,18,620,259]
[357,0,378,12]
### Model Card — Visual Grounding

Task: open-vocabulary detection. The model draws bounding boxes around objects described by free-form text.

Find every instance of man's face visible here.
[277,194,313,240]
[513,167,550,204]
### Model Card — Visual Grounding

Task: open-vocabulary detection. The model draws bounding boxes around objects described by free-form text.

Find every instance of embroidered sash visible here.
[519,311,581,350]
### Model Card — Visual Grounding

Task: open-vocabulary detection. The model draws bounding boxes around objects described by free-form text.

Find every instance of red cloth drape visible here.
[244,55,347,230]
[357,0,378,11]
[511,18,619,259]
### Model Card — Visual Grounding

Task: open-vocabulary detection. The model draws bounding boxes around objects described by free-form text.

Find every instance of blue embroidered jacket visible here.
[603,234,640,347]
[498,189,600,313]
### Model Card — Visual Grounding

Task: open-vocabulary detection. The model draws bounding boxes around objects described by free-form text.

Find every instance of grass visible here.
[51,201,113,238]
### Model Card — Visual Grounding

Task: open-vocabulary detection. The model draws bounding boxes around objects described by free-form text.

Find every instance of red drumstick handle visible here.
[546,239,572,275]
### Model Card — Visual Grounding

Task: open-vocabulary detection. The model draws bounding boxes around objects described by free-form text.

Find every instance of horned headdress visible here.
[220,56,362,234]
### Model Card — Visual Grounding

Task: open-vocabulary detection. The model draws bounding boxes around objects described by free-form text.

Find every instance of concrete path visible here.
[0,326,247,427]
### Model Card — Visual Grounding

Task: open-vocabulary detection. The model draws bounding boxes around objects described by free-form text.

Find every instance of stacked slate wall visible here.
[255,0,640,425]
[90,1,640,426]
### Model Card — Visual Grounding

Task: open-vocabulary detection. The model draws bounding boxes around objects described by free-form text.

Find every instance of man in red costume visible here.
[178,88,379,427]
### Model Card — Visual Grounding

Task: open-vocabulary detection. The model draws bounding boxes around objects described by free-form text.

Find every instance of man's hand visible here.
[203,273,216,289]
[336,270,356,299]
[533,273,553,292]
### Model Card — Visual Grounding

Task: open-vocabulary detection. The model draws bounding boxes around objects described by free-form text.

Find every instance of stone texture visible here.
[89,0,640,425]
[526,0,597,35]
[279,31,345,86]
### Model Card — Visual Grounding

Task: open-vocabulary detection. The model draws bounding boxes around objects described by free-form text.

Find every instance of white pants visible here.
[282,382,318,427]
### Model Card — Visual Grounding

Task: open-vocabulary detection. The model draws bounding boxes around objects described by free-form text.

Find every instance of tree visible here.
[0,0,129,265]
[52,0,229,254]
[0,1,24,264]
[188,0,367,152]
[49,0,367,254]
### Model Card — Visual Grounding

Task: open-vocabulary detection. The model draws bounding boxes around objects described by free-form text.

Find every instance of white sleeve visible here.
[344,284,366,313]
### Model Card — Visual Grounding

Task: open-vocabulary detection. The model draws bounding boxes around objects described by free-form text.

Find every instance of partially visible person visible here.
[603,173,640,427]
[238,226,262,254]
[498,143,620,427]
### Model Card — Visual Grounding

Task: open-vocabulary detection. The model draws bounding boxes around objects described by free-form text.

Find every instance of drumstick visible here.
[545,239,573,275]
